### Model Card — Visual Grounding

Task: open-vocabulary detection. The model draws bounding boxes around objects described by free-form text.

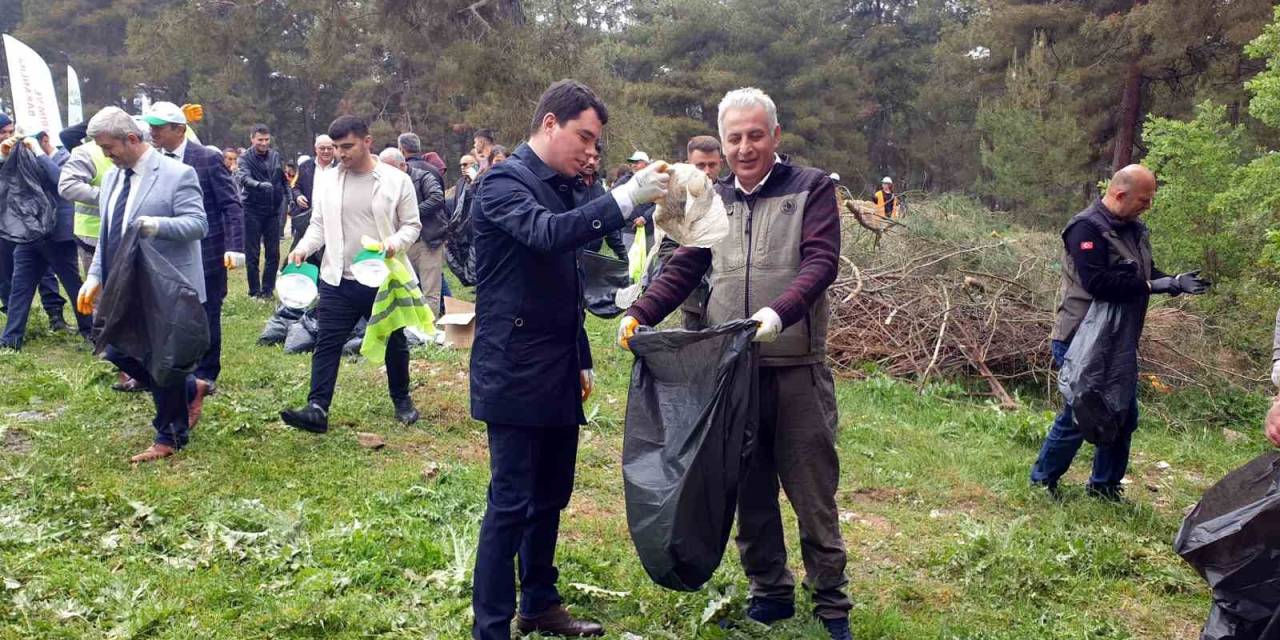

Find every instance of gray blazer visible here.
[89,149,209,301]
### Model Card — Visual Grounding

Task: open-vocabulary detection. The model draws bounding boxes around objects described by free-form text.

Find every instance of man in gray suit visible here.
[76,107,208,464]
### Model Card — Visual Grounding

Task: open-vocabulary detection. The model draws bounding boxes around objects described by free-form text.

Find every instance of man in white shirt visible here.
[281,115,423,434]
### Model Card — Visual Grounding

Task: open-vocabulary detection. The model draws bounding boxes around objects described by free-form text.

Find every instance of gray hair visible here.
[397,132,422,154]
[717,87,779,140]
[314,134,333,148]
[86,107,142,141]
[378,147,406,165]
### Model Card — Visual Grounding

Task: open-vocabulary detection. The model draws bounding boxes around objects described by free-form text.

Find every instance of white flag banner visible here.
[67,65,82,126]
[2,34,63,137]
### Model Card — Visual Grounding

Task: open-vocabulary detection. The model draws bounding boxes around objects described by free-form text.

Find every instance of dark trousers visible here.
[1,239,89,347]
[473,424,580,640]
[307,278,410,410]
[244,211,281,296]
[0,237,63,317]
[194,268,227,382]
[736,364,851,620]
[1031,339,1139,489]
[439,274,452,316]
[104,345,193,449]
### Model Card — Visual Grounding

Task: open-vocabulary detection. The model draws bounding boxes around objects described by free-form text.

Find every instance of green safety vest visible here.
[72,143,113,241]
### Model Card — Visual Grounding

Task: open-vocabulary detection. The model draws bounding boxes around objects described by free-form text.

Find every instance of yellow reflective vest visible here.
[874,189,899,219]
[72,143,113,241]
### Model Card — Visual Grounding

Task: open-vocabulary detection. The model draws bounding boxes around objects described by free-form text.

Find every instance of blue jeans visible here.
[1030,339,1139,489]
[0,237,63,318]
[472,424,579,640]
[1,239,89,347]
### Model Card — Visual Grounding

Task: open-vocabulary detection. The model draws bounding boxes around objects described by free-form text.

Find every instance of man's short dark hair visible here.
[327,115,369,141]
[528,79,608,134]
[687,135,721,157]
[250,123,270,137]
[474,128,494,144]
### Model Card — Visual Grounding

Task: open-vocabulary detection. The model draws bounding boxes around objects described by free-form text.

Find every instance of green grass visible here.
[0,269,1271,639]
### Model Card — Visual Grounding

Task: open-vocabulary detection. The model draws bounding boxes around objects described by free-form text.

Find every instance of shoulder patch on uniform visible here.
[1080,241,1094,250]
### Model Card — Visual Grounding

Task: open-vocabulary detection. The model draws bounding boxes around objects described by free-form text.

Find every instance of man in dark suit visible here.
[291,135,337,266]
[146,102,244,420]
[468,79,669,640]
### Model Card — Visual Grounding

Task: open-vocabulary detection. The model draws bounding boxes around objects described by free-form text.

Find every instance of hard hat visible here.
[829,172,841,182]
[881,176,893,185]
[627,150,651,163]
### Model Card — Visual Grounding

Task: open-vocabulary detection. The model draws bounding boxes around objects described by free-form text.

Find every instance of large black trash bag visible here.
[624,320,758,591]
[0,143,57,243]
[581,250,629,319]
[92,226,210,388]
[444,190,476,286]
[1057,299,1145,445]
[1176,453,1280,640]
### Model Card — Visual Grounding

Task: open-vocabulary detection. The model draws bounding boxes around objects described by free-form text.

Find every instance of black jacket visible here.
[469,143,629,427]
[238,148,286,215]
[408,166,447,247]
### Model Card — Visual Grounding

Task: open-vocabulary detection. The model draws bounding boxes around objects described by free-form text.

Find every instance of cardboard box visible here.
[436,296,476,349]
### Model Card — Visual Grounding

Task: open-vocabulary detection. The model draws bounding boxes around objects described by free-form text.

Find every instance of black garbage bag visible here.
[1057,299,1144,446]
[581,250,630,319]
[92,226,210,387]
[0,143,57,243]
[623,320,758,591]
[283,311,319,354]
[258,305,305,346]
[1176,453,1280,640]
[444,190,476,286]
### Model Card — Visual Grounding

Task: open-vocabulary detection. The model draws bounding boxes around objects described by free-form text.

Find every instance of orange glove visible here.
[618,316,639,350]
[181,104,204,124]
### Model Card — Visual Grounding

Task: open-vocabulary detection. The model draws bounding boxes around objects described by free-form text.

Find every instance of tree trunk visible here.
[1111,62,1142,172]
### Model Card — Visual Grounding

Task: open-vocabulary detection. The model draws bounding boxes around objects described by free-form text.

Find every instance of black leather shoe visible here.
[393,398,419,425]
[281,403,328,434]
[48,317,70,333]
[516,605,604,637]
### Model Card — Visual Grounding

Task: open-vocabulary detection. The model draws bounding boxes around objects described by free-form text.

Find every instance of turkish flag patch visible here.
[1080,241,1095,250]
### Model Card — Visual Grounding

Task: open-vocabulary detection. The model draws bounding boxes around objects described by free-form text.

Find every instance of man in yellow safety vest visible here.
[58,122,114,274]
[874,176,899,219]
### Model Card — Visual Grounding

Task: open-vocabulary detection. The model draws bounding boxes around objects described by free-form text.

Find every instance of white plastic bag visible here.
[652,163,728,249]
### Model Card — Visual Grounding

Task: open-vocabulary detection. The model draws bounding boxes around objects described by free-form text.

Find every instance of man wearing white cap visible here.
[146,101,245,418]
[626,150,650,173]
[874,176,898,219]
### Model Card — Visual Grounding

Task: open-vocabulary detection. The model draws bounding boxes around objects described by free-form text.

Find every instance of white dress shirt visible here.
[104,146,156,229]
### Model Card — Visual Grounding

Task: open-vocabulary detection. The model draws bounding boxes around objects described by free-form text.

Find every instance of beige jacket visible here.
[295,160,422,287]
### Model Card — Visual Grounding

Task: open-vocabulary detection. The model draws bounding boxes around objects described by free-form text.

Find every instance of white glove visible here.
[1272,360,1280,389]
[135,216,161,237]
[224,251,246,269]
[580,369,595,403]
[751,307,782,343]
[77,276,101,315]
[612,161,670,211]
